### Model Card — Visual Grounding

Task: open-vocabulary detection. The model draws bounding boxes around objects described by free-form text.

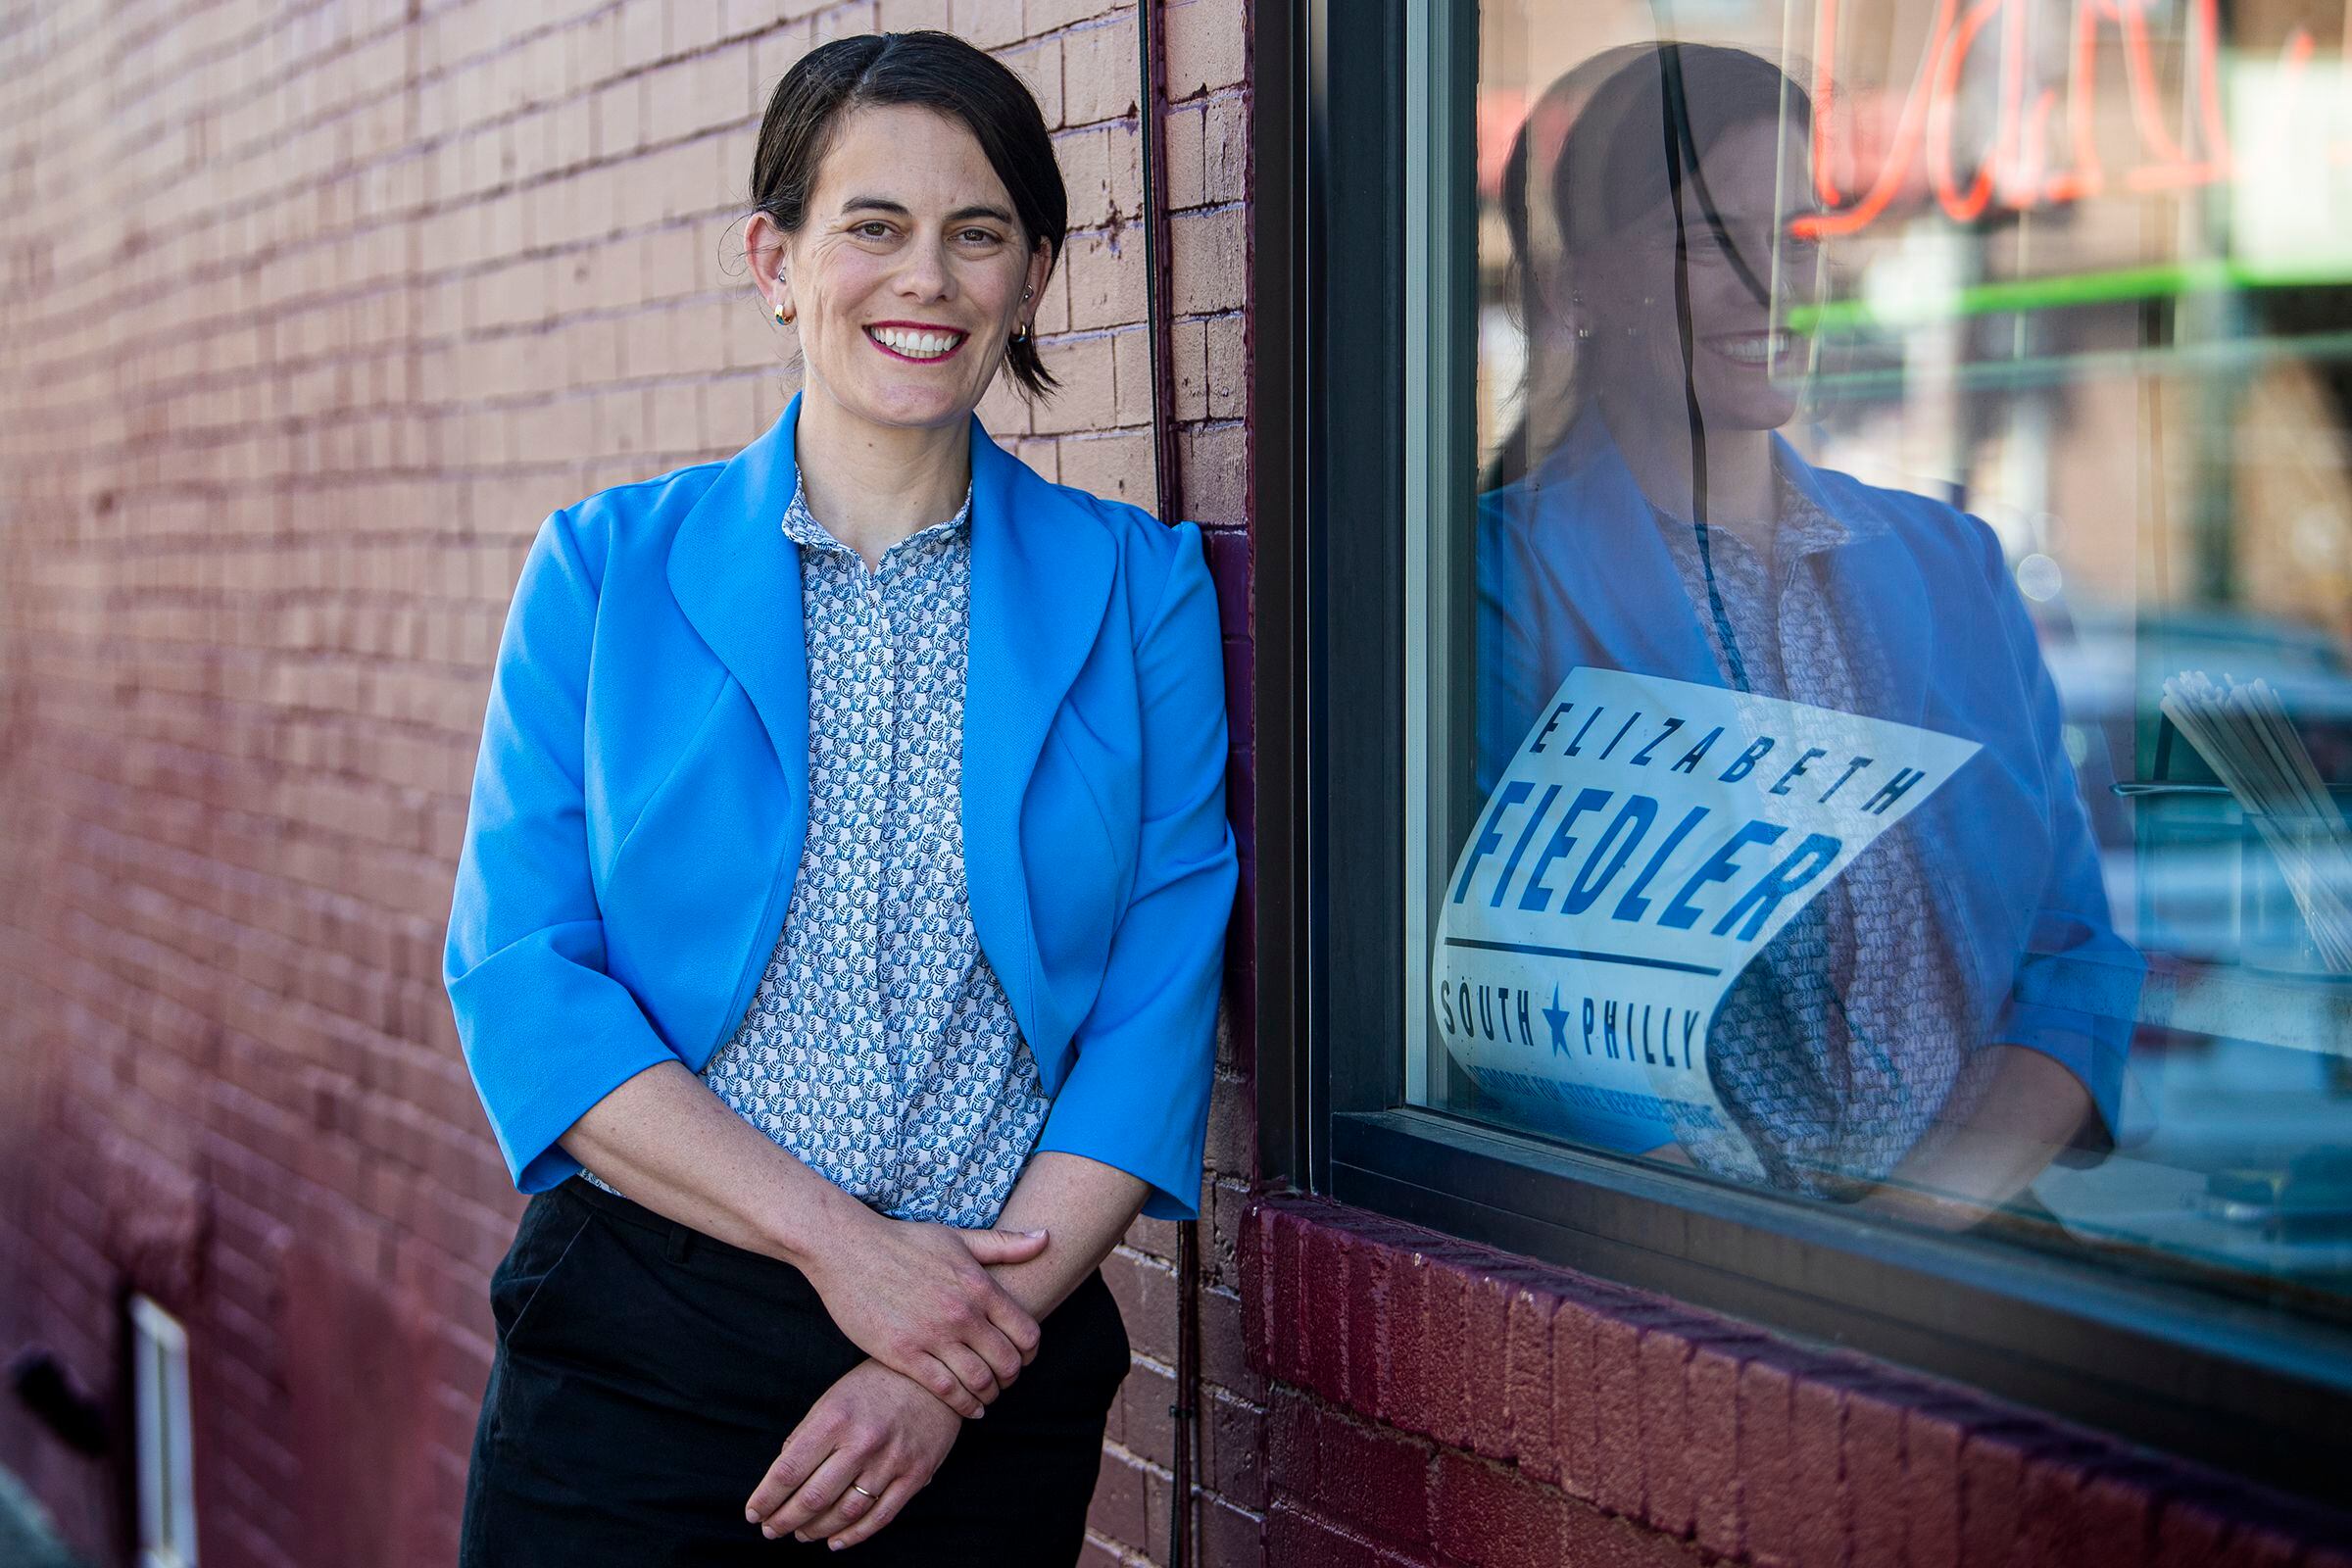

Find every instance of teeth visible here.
[869,326,960,359]
[1712,333,1788,365]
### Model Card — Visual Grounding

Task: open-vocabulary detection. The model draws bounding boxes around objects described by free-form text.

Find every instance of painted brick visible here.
[1432,1451,1568,1568]
[1464,1269,1513,1462]
[1421,1255,1476,1449]
[1000,35,1065,131]
[1561,1502,1721,1567]
[1552,1287,1603,1505]
[1380,1249,1433,1437]
[1268,1203,1313,1389]
[1179,419,1249,525]
[1791,1371,1855,1568]
[1203,1386,1265,1511]
[1062,14,1140,124]
[1738,1358,1800,1567]
[1348,1213,1393,1417]
[1065,229,1148,331]
[2075,1460,2174,1568]
[1303,1218,1353,1403]
[2017,1441,2107,1568]
[1901,1403,1970,1568]
[1200,1496,1264,1567]
[1318,1404,1434,1550]
[1958,1424,2038,1568]
[1266,1501,1404,1568]
[1162,0,1248,98]
[1503,1278,1562,1486]
[1268,1387,1319,1496]
[1686,1341,1744,1559]
[1635,1325,1695,1541]
[0,11,1263,1565]
[1843,1387,1908,1568]
[1171,204,1248,316]
[1090,1448,1152,1547]
[1591,1310,1646,1520]
[1241,1200,1274,1377]
[2153,1497,2244,1568]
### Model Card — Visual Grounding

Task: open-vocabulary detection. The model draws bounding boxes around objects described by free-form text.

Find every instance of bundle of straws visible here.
[2160,671,2352,971]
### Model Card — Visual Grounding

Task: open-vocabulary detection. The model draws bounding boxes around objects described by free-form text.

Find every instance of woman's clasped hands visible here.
[743,1357,960,1548]
[748,1206,1052,1546]
[801,1202,1050,1416]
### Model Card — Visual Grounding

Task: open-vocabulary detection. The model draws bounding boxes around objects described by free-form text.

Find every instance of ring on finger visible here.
[849,1483,878,1501]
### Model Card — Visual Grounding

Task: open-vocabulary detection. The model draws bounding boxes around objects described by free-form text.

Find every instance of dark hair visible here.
[1486,44,1811,489]
[751,30,1067,401]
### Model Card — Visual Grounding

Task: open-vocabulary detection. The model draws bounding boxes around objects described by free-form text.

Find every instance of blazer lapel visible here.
[1525,414,1726,684]
[962,419,1117,1041]
[665,398,811,790]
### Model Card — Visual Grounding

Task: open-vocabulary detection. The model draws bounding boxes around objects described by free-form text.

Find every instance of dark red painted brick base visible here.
[1243,1194,2352,1567]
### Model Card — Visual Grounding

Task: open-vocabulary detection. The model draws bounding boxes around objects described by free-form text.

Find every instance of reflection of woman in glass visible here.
[1475,44,2137,1225]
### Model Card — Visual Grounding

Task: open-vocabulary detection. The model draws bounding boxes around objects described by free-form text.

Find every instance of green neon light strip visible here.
[1790,257,2352,335]
[1802,327,2352,400]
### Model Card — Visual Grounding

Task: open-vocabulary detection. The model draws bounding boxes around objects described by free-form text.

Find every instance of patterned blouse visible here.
[585,479,1050,1228]
[1653,465,1979,1196]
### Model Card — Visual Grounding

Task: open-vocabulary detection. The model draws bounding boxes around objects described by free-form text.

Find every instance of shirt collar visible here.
[779,479,975,569]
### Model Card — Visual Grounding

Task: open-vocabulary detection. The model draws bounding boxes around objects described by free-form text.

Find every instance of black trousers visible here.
[459,1178,1130,1566]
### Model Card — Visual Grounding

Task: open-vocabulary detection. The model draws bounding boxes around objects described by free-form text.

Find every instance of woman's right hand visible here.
[801,1207,1050,1417]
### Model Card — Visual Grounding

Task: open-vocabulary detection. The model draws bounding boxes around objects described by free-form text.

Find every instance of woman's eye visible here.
[959,228,1000,245]
[855,221,893,239]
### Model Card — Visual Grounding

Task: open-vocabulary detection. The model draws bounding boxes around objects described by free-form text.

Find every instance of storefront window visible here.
[1402,0,2352,1314]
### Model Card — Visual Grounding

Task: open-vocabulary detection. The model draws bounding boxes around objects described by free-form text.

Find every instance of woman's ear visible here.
[748,213,795,321]
[1021,240,1054,332]
[1532,246,1584,340]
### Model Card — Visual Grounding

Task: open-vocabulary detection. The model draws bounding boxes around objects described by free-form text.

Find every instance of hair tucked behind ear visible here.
[751,30,1066,401]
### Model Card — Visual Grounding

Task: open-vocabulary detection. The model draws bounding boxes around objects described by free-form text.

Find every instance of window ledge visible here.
[1243,1189,2352,1563]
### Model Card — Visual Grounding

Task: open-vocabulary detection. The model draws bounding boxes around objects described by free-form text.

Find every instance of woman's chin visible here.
[824,381,980,432]
[1690,383,1802,434]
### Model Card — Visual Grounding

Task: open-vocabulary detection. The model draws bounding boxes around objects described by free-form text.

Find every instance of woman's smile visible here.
[864,321,970,362]
[1701,329,1796,368]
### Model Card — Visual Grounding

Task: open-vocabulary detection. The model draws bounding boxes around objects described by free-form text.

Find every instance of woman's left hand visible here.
[744,1359,962,1548]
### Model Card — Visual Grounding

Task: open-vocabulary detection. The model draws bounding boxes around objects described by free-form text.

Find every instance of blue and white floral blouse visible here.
[587,479,1048,1228]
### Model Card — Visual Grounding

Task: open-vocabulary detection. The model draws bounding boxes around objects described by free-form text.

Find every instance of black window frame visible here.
[1250,0,2352,1505]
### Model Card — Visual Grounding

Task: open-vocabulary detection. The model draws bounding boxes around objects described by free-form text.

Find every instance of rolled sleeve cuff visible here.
[446,927,683,1192]
[1988,1003,2131,1150]
[1035,1062,1210,1222]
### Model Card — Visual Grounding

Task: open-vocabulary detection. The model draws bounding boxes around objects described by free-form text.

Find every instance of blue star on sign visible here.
[1543,984,1570,1056]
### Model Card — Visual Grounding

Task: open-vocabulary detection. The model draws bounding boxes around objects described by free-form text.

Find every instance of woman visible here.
[1472,44,2136,1223]
[442,31,1236,1564]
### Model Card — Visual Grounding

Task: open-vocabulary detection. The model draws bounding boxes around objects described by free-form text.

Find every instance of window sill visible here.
[1245,1183,2352,1560]
[1315,1106,2352,1509]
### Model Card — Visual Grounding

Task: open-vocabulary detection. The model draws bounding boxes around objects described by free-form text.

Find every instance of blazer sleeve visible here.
[1474,494,1552,799]
[1976,523,2141,1144]
[1033,523,1240,1220]
[443,508,683,1192]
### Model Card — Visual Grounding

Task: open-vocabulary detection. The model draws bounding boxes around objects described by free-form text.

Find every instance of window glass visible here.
[1413,0,2352,1308]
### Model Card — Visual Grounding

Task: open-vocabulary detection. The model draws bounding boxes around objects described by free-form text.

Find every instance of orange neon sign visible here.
[1802,0,2331,238]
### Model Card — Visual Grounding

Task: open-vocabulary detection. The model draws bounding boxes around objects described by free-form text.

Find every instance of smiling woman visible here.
[444,27,1235,1568]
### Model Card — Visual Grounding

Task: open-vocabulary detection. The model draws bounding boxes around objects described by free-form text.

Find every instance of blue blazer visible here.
[443,395,1239,1219]
[1477,413,2139,1142]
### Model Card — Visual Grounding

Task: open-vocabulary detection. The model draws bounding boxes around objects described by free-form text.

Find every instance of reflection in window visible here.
[1415,2,2352,1309]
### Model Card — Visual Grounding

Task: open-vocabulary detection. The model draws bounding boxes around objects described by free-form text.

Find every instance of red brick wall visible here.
[1245,1196,2352,1567]
[0,3,1255,1564]
[17,2,2337,1565]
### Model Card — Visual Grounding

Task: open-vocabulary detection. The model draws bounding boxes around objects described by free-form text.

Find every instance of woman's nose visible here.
[895,238,953,301]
